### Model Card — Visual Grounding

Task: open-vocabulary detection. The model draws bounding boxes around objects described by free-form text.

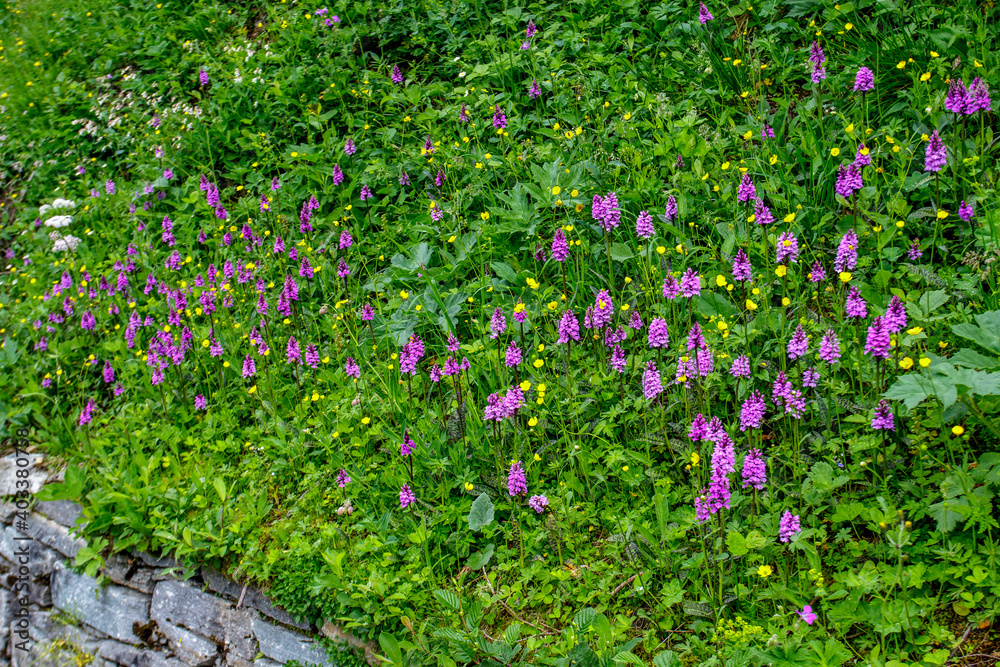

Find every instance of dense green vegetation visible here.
[2,0,1000,664]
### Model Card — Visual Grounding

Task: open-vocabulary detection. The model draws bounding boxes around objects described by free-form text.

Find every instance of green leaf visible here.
[653,650,680,667]
[726,530,749,557]
[953,320,1000,355]
[378,633,403,667]
[830,502,864,523]
[573,607,596,631]
[609,243,634,262]
[467,543,495,570]
[467,493,495,531]
[613,651,646,666]
[808,462,851,493]
[434,589,463,611]
[212,478,227,503]
[885,364,958,410]
[490,261,519,285]
[950,348,999,370]
[927,498,966,533]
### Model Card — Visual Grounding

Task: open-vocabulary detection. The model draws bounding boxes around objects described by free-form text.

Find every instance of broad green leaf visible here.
[378,633,403,667]
[466,543,495,570]
[830,502,864,523]
[952,320,1000,355]
[927,498,966,533]
[885,365,958,410]
[726,530,749,557]
[950,348,999,370]
[808,461,850,493]
[609,243,634,262]
[490,261,519,284]
[467,493,495,531]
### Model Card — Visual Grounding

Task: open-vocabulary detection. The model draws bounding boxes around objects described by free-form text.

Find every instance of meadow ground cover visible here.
[2,0,1000,664]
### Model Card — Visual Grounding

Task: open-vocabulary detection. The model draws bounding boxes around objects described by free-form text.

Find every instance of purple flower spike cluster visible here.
[508,461,528,496]
[779,510,801,542]
[946,77,991,115]
[694,417,735,521]
[592,192,621,232]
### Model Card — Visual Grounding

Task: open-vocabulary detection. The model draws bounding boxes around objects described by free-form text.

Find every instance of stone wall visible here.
[0,457,379,667]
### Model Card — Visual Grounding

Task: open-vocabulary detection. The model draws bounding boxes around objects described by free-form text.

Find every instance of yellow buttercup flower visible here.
[757,565,773,578]
[775,265,787,278]
[952,425,965,436]
[899,357,914,369]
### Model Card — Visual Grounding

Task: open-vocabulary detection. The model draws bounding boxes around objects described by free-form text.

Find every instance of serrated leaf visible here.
[953,320,1000,355]
[830,502,864,523]
[573,607,596,631]
[808,461,850,493]
[653,650,680,667]
[927,498,966,533]
[726,530,749,557]
[434,589,462,611]
[885,366,958,410]
[950,348,999,370]
[613,651,646,666]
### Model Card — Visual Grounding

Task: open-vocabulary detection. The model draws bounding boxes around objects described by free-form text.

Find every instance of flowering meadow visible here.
[2,0,1000,664]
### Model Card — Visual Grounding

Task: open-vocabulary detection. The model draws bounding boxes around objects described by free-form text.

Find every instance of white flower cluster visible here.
[38,198,80,252]
[39,199,76,229]
[49,231,81,253]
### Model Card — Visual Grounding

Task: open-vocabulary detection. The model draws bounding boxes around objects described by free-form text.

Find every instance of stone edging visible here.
[0,456,381,667]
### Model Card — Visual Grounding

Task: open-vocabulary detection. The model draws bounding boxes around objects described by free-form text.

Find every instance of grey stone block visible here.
[0,525,62,578]
[0,526,60,606]
[0,501,19,525]
[154,619,219,666]
[11,610,104,667]
[103,553,157,595]
[135,552,177,569]
[98,640,189,667]
[252,660,280,667]
[21,512,87,559]
[0,454,47,497]
[151,580,231,643]
[0,589,10,656]
[251,617,330,667]
[225,608,257,661]
[33,500,83,528]
[202,568,310,631]
[51,563,151,643]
